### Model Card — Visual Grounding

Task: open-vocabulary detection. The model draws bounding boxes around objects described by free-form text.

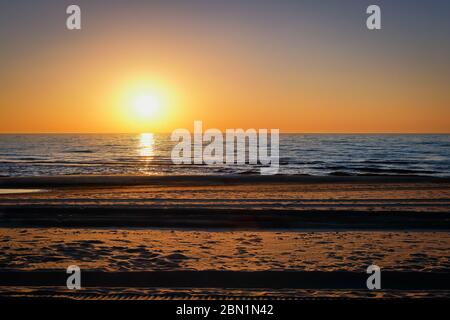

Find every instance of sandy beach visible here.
[0,175,449,299]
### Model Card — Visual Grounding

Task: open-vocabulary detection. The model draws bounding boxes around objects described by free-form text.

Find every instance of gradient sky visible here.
[1,0,449,133]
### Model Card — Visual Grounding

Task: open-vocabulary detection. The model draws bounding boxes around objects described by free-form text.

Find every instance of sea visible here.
[0,134,449,177]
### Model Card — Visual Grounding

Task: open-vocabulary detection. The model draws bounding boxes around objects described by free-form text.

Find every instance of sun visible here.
[116,78,177,131]
[132,94,161,118]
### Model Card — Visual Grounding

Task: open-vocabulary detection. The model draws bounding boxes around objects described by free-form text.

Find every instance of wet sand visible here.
[1,174,449,188]
[0,175,449,229]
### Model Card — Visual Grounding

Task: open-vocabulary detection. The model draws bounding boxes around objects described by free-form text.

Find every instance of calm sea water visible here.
[0,134,448,177]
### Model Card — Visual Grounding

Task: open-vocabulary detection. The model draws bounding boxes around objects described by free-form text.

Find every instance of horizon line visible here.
[0,132,449,135]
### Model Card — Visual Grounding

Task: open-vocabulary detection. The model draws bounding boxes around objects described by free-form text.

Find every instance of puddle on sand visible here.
[0,189,45,195]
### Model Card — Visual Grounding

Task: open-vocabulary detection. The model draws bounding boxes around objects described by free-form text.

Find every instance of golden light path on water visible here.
[139,133,155,158]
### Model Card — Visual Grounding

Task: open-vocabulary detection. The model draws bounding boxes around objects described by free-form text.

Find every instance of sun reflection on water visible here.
[139,133,155,158]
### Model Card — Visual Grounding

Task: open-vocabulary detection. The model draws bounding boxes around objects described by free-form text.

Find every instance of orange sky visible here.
[1,1,449,133]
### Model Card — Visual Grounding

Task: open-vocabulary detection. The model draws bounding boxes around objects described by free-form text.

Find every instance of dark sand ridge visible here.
[1,174,449,188]
[1,271,449,290]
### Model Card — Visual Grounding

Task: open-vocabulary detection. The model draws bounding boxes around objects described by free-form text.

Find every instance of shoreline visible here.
[1,207,450,230]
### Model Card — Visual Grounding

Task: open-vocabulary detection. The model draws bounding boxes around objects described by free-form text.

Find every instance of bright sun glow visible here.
[117,79,176,132]
[133,94,161,118]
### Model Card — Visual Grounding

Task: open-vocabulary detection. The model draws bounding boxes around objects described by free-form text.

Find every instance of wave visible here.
[0,134,448,177]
